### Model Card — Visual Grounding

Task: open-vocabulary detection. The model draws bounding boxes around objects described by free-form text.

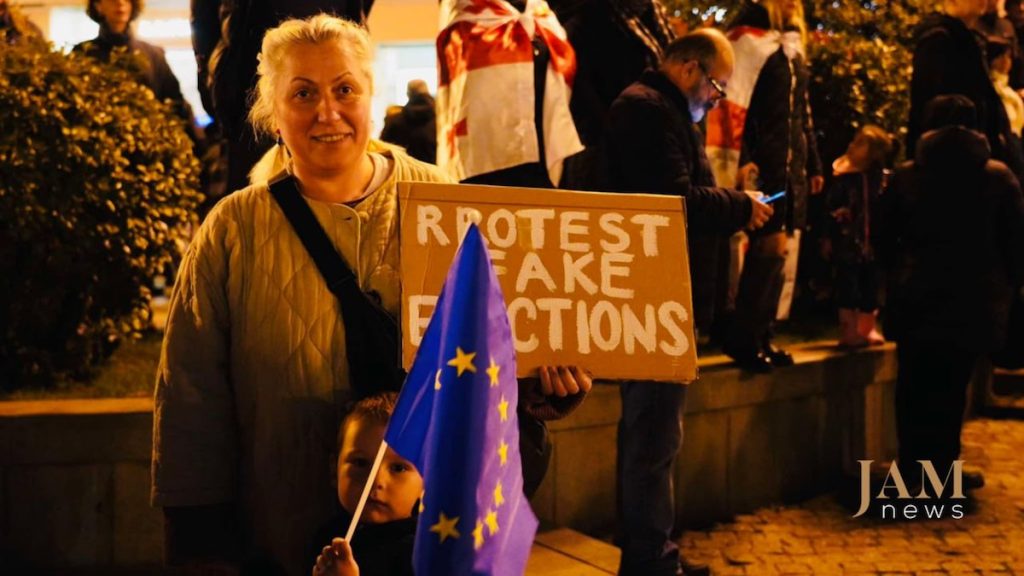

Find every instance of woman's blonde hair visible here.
[247,14,375,138]
[761,0,808,44]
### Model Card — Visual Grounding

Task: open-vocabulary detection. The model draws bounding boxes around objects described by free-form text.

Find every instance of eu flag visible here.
[385,224,538,575]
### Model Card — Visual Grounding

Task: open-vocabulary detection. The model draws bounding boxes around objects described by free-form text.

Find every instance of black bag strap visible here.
[269,176,361,296]
[268,176,404,398]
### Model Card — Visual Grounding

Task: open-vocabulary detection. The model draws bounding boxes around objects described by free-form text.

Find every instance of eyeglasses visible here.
[697,62,727,100]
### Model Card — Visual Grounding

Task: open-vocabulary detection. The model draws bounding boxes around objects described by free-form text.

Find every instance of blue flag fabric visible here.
[385,224,539,576]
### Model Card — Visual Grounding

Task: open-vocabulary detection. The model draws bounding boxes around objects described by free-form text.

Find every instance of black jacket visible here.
[826,164,886,265]
[380,93,437,164]
[308,510,415,576]
[908,12,1024,178]
[880,126,1024,351]
[729,2,822,232]
[550,0,673,190]
[606,70,752,329]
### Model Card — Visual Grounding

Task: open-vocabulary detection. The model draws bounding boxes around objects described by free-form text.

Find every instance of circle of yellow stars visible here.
[428,346,515,551]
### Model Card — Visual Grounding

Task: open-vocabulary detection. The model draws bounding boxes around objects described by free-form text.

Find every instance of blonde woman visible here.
[151,15,589,574]
[710,0,823,372]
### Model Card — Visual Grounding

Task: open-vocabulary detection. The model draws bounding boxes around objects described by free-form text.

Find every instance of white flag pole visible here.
[344,439,389,543]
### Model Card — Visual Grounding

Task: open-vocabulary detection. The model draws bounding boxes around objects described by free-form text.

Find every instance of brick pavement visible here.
[678,418,1024,574]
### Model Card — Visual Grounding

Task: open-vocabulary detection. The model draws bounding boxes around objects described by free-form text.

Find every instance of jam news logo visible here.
[852,460,966,520]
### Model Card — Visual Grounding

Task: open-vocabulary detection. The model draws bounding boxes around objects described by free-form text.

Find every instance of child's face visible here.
[846,133,873,171]
[337,418,424,524]
[993,52,1013,75]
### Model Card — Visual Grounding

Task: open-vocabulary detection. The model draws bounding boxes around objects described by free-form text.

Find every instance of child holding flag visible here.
[311,393,421,576]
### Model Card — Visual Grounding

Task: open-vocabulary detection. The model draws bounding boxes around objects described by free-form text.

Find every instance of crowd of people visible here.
[8,0,1024,574]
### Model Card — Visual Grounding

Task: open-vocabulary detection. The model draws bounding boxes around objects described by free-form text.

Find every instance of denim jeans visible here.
[616,381,687,576]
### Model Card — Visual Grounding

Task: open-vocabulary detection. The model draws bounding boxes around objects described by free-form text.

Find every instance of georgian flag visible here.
[436,0,583,185]
[706,26,802,189]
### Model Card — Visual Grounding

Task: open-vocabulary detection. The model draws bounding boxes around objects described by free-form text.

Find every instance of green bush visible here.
[0,37,202,390]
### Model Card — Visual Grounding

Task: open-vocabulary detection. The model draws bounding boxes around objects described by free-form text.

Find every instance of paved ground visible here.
[678,418,1024,574]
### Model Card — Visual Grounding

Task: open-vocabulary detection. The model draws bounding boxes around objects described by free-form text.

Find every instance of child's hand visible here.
[313,538,359,576]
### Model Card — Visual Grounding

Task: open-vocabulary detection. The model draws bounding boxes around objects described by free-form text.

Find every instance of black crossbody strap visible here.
[268,176,405,398]
[268,176,358,297]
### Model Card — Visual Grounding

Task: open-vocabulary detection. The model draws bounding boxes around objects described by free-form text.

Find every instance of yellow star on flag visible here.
[430,512,461,544]
[487,357,501,387]
[473,519,485,550]
[434,369,443,391]
[498,396,509,422]
[447,347,477,377]
[485,510,500,535]
[494,481,505,507]
[498,441,509,465]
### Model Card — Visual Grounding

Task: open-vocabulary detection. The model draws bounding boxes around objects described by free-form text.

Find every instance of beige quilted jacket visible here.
[151,145,452,574]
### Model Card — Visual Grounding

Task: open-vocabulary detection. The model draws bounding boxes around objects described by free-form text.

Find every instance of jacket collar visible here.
[639,69,693,121]
[97,23,132,47]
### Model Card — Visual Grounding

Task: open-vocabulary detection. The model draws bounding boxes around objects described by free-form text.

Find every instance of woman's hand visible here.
[538,366,593,397]
[313,538,359,576]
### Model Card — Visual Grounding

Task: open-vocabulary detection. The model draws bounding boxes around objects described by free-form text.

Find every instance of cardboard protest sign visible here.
[398,182,697,383]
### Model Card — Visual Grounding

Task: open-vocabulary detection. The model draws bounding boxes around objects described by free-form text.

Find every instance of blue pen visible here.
[763,190,786,204]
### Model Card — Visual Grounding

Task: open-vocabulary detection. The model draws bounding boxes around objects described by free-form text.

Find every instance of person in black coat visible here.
[720,0,824,373]
[908,0,1024,179]
[880,95,1024,493]
[605,29,772,576]
[379,79,437,164]
[549,0,675,191]
[74,0,201,146]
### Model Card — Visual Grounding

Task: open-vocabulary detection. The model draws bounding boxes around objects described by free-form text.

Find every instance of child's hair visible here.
[857,124,894,169]
[338,392,398,449]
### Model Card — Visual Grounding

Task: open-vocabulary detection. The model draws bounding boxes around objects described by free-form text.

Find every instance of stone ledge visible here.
[0,398,152,418]
[550,342,896,431]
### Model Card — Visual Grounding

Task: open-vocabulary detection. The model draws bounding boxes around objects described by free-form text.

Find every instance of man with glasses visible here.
[605,28,773,576]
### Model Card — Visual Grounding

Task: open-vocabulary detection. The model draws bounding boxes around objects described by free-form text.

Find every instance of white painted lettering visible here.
[516,252,557,293]
[416,205,449,246]
[658,301,690,356]
[630,214,670,257]
[601,252,635,299]
[560,211,591,252]
[599,213,630,253]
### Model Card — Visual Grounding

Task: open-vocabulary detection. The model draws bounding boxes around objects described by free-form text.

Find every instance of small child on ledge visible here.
[826,124,894,347]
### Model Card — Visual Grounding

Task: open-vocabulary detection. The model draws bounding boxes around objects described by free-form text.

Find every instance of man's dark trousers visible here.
[617,380,687,576]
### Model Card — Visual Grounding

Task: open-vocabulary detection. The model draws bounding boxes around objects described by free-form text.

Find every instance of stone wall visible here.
[0,345,897,570]
[530,344,898,536]
[0,399,161,572]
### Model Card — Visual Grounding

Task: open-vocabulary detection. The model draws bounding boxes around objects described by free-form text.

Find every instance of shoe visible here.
[856,311,885,346]
[837,308,868,348]
[678,557,711,576]
[729,351,773,373]
[762,341,794,367]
